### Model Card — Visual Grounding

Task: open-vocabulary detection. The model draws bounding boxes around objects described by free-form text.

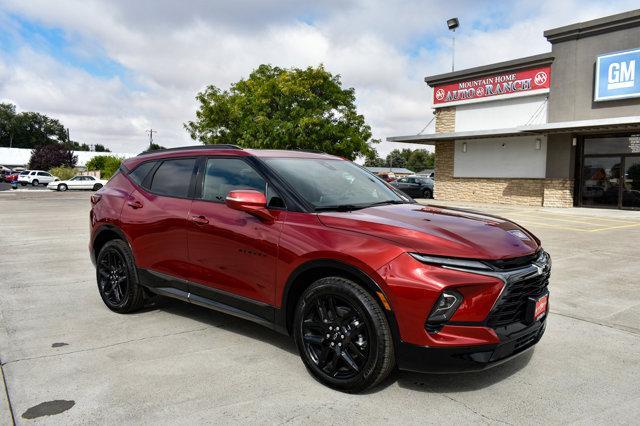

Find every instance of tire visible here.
[293,277,395,393]
[32,179,39,186]
[93,183,103,191]
[96,240,145,313]
[422,188,433,199]
[20,182,26,186]
[58,184,68,192]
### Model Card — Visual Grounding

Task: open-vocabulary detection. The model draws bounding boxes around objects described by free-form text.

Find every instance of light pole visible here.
[447,17,460,72]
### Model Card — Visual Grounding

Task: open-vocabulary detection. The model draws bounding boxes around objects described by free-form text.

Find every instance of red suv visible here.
[90,145,550,392]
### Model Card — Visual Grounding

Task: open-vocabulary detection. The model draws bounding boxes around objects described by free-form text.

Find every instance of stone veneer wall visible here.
[433,107,574,207]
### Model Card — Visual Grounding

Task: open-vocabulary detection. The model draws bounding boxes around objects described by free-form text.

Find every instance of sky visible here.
[0,0,638,156]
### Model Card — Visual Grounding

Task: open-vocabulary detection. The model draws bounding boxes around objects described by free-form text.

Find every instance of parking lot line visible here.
[508,219,593,232]
[587,222,640,232]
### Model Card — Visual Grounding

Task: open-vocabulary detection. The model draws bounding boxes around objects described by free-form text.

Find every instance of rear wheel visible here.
[93,183,103,191]
[96,240,145,313]
[422,188,433,199]
[32,179,39,186]
[58,184,68,191]
[293,277,395,393]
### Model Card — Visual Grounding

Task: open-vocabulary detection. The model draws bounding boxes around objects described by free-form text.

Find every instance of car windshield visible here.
[263,158,409,211]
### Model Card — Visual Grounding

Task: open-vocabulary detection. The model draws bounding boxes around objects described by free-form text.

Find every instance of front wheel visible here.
[96,240,145,313]
[293,277,395,393]
[423,188,433,199]
[58,184,68,191]
[93,183,103,191]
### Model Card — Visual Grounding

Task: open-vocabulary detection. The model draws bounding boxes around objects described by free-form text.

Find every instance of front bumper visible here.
[397,318,546,373]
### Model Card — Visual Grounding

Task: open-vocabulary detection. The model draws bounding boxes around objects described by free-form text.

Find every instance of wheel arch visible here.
[91,224,135,267]
[279,259,401,350]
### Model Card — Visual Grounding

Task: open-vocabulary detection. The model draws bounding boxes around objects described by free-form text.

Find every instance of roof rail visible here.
[137,144,242,156]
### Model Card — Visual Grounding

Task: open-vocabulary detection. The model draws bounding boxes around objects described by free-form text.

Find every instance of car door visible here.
[42,172,53,183]
[67,176,83,189]
[119,157,197,290]
[186,156,285,309]
[82,176,96,189]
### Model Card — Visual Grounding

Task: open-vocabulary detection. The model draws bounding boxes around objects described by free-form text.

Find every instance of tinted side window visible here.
[202,158,266,202]
[129,161,156,185]
[150,158,196,198]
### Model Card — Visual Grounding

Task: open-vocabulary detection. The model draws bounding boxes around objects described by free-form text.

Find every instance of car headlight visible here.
[409,253,491,271]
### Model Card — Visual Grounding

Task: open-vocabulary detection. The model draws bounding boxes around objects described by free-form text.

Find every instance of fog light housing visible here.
[426,290,463,332]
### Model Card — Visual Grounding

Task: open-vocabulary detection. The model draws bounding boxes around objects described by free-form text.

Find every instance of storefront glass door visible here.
[579,135,640,210]
[580,156,621,208]
[622,156,640,208]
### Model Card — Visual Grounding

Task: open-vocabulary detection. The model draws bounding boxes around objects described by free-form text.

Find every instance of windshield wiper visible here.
[315,200,407,212]
[314,204,366,212]
[367,200,407,207]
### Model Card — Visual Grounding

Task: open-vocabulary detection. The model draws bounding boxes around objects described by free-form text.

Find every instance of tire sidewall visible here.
[293,278,389,392]
[96,240,141,313]
[59,184,67,191]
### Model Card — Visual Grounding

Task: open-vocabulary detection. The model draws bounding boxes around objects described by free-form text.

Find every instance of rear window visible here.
[128,161,156,185]
[149,158,196,198]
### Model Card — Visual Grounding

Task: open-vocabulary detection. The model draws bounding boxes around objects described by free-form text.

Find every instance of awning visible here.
[387,116,640,145]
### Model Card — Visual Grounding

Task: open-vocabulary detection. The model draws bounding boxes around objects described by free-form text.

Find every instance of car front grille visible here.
[486,271,550,328]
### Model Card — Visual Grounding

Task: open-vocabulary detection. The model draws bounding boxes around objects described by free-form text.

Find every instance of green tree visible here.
[94,144,111,152]
[406,149,435,172]
[85,155,122,179]
[385,149,407,169]
[140,143,166,154]
[49,166,77,180]
[29,143,77,170]
[185,64,373,160]
[363,140,385,167]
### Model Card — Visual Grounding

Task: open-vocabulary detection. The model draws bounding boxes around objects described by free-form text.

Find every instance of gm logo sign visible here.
[595,48,640,101]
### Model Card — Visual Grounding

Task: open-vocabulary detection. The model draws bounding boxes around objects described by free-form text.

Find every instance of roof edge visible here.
[424,52,554,87]
[544,9,640,43]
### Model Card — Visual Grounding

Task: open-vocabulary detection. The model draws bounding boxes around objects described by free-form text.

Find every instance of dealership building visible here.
[389,10,640,209]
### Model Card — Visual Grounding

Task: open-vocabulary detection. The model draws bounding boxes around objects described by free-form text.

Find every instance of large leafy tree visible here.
[406,149,435,172]
[185,64,374,160]
[0,102,99,151]
[29,143,77,170]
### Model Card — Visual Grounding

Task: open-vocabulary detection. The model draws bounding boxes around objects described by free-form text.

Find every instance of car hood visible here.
[317,203,539,260]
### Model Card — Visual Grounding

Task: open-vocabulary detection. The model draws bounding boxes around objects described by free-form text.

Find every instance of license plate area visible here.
[526,292,549,323]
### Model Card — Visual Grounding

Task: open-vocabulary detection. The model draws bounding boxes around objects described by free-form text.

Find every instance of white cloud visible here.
[0,0,638,156]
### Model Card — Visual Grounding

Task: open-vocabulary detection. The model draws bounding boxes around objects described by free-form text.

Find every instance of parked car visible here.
[377,173,396,182]
[48,175,107,191]
[390,175,434,198]
[3,172,19,183]
[17,170,58,186]
[90,146,550,393]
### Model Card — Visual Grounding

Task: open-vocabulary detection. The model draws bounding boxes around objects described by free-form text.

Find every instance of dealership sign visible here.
[432,66,551,106]
[594,48,640,102]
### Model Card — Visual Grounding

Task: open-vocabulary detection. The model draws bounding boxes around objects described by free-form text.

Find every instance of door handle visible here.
[190,215,209,225]
[127,200,143,209]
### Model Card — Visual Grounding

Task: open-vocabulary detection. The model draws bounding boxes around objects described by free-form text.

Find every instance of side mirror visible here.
[225,190,273,221]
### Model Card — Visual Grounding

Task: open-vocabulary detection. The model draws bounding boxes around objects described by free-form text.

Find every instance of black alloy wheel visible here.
[294,277,394,392]
[96,240,145,313]
[93,183,103,191]
[423,188,433,199]
[301,293,370,380]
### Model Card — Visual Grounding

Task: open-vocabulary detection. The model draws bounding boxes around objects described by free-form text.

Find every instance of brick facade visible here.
[433,108,574,207]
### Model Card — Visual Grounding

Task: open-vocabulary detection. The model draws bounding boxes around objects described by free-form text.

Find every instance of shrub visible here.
[85,155,122,179]
[49,166,76,180]
[29,143,77,170]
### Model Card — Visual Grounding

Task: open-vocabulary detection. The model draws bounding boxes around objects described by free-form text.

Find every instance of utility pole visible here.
[146,129,157,150]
